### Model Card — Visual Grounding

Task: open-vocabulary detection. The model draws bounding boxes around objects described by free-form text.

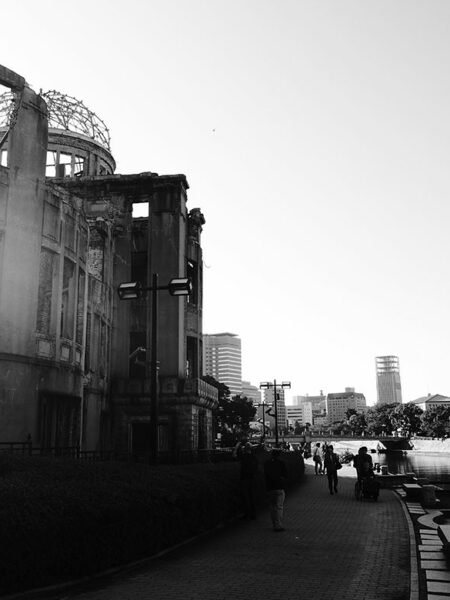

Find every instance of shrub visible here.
[0,450,304,594]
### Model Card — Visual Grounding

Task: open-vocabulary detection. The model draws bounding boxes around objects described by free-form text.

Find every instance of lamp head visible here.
[168,277,192,296]
[118,281,142,300]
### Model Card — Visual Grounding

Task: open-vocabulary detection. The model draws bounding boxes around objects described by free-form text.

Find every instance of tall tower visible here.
[376,356,402,405]
[203,333,242,396]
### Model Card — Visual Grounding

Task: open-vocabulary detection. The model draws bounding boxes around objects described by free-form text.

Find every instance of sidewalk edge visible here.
[394,490,420,600]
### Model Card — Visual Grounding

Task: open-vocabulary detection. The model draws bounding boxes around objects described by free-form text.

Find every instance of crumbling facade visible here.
[0,64,217,457]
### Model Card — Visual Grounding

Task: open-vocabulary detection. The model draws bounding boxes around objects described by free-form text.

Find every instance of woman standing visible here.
[312,442,323,475]
[323,445,341,495]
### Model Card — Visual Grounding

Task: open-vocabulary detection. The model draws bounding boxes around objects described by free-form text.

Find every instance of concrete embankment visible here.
[409,437,450,453]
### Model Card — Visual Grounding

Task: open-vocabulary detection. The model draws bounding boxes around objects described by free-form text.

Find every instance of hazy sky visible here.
[2,0,450,405]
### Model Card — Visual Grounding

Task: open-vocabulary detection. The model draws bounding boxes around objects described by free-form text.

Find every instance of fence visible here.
[0,441,235,464]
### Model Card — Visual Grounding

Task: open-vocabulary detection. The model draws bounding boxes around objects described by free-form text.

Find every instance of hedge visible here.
[0,449,304,595]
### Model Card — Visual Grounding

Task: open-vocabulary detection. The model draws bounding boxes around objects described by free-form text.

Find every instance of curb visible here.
[394,489,420,600]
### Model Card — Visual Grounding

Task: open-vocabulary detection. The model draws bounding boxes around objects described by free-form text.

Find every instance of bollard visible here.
[381,465,388,475]
[421,485,437,508]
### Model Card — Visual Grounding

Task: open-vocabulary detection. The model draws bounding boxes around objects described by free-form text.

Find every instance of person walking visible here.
[264,448,288,531]
[323,444,341,495]
[321,442,328,475]
[313,442,323,475]
[233,440,259,519]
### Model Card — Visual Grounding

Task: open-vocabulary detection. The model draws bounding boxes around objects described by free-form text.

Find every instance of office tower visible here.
[203,333,242,396]
[376,356,402,405]
[326,388,366,424]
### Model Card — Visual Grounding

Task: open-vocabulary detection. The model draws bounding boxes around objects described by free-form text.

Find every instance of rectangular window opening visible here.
[132,202,149,218]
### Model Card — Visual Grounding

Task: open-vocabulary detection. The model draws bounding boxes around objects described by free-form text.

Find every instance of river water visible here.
[311,439,450,484]
[378,451,450,484]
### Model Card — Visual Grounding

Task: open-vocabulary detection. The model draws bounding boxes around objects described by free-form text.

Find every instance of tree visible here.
[204,375,256,444]
[347,412,368,436]
[366,403,398,436]
[421,405,450,439]
[294,420,303,434]
[390,402,423,437]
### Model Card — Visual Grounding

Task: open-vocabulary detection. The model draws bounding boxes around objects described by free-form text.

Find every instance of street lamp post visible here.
[259,380,291,447]
[118,274,192,462]
[256,398,268,442]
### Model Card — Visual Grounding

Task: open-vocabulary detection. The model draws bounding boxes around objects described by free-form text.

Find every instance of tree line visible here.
[204,375,450,443]
[334,402,450,439]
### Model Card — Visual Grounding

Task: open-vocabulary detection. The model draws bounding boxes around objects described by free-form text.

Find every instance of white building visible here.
[203,333,242,396]
[411,393,450,411]
[286,402,313,427]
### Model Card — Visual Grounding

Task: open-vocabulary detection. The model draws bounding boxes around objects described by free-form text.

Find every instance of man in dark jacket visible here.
[264,449,288,531]
[233,441,259,519]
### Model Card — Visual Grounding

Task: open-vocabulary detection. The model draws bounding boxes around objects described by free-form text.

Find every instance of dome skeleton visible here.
[0,90,111,151]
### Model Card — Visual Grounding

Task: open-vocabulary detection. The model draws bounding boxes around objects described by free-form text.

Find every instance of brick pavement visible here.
[34,460,412,600]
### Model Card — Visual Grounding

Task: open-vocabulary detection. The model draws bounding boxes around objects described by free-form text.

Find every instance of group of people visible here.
[233,439,377,531]
[233,440,373,531]
[312,442,342,494]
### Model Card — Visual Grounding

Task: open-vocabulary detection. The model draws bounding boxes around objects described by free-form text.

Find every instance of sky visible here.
[2,0,450,405]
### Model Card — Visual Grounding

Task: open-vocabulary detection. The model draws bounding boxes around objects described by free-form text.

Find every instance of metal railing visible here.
[0,442,235,464]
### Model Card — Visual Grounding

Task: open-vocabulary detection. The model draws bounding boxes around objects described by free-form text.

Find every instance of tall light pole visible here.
[118,275,192,462]
[259,380,291,447]
[256,398,269,442]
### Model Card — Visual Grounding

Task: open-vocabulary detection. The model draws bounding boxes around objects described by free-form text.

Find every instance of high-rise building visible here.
[242,381,261,404]
[326,388,366,424]
[376,356,402,405]
[262,388,287,432]
[203,333,242,396]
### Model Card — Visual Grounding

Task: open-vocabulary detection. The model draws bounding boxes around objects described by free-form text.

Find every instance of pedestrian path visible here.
[37,461,411,600]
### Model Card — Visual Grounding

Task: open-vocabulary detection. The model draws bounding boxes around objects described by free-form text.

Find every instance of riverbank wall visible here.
[410,437,450,453]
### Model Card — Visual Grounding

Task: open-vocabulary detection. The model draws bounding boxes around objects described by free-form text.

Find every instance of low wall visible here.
[409,438,450,453]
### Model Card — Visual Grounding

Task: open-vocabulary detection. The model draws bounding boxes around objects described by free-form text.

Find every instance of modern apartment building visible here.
[376,355,403,405]
[203,333,242,396]
[326,388,366,425]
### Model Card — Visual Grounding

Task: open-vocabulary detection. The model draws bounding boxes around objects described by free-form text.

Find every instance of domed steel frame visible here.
[0,90,111,151]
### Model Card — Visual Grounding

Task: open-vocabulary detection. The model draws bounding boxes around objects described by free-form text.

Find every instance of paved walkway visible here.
[38,461,411,600]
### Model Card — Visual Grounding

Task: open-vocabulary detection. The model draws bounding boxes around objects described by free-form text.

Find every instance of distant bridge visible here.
[263,434,412,452]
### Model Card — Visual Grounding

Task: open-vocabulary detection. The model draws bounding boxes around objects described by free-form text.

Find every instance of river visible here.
[309,439,450,485]
[378,451,450,485]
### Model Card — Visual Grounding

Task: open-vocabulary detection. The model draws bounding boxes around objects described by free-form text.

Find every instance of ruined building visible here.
[0,65,218,457]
